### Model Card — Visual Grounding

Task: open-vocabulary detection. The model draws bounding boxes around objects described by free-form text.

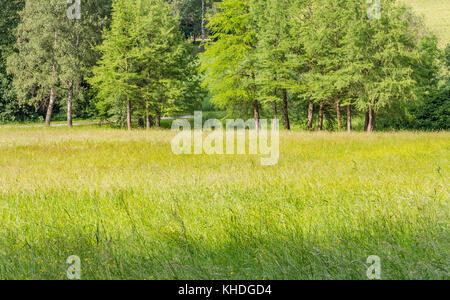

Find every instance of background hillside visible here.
[404,0,450,47]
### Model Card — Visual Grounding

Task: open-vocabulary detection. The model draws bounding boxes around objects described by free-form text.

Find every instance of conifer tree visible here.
[90,0,202,129]
[254,0,294,130]
[59,0,112,127]
[200,0,261,128]
[343,0,419,132]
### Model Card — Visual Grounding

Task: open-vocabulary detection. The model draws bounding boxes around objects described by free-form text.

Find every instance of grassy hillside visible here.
[403,0,450,47]
[0,127,448,279]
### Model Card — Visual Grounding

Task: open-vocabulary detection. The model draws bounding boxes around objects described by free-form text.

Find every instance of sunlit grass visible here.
[0,126,448,279]
[402,0,450,47]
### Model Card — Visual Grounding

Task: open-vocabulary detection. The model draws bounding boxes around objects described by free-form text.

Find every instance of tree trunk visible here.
[46,31,57,127]
[347,105,352,132]
[253,100,260,130]
[125,58,131,130]
[201,0,206,40]
[146,71,151,130]
[273,101,277,119]
[126,95,132,131]
[336,102,341,131]
[367,105,375,132]
[67,80,73,128]
[45,87,56,127]
[146,107,151,130]
[317,101,324,131]
[282,88,290,130]
[364,111,369,131]
[155,106,161,128]
[307,99,314,130]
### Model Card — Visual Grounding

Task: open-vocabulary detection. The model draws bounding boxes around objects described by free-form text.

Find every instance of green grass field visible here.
[404,0,450,47]
[0,127,448,280]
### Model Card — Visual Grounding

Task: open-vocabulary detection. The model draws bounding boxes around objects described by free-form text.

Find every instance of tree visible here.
[200,0,261,128]
[343,0,420,132]
[58,0,112,127]
[7,0,65,126]
[90,0,202,129]
[89,0,142,130]
[292,0,356,131]
[168,0,214,41]
[254,0,294,130]
[136,0,202,128]
[409,40,449,130]
[7,0,111,126]
[0,0,26,123]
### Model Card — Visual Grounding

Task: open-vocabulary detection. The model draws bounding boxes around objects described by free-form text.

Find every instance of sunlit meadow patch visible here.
[0,127,448,279]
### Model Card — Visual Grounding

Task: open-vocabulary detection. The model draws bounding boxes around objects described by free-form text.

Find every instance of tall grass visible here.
[0,127,448,279]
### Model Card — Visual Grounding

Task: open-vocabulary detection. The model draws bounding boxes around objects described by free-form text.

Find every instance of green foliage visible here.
[7,1,62,110]
[200,0,259,114]
[410,87,449,130]
[0,0,448,130]
[90,0,204,126]
[201,0,442,131]
[408,42,450,130]
[253,0,295,107]
[0,0,32,122]
[168,0,214,40]
[6,0,111,124]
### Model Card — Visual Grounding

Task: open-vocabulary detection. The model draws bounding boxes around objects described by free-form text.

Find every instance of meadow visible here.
[405,0,450,47]
[0,126,448,280]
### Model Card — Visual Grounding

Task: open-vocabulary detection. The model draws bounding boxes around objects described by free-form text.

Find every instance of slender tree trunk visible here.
[368,98,378,132]
[347,105,352,132]
[253,100,260,130]
[273,101,277,119]
[336,102,341,131]
[155,105,161,128]
[46,31,58,127]
[126,95,132,130]
[282,88,290,130]
[45,87,56,127]
[67,33,79,128]
[146,107,151,130]
[146,71,151,130]
[125,58,131,131]
[317,101,324,131]
[155,95,163,128]
[201,0,205,40]
[367,105,375,132]
[273,101,279,131]
[67,80,73,127]
[364,111,369,131]
[307,99,314,130]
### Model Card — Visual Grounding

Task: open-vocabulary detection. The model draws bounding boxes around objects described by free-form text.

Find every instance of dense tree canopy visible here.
[0,0,448,131]
[0,0,26,122]
[90,0,204,130]
[7,0,111,126]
